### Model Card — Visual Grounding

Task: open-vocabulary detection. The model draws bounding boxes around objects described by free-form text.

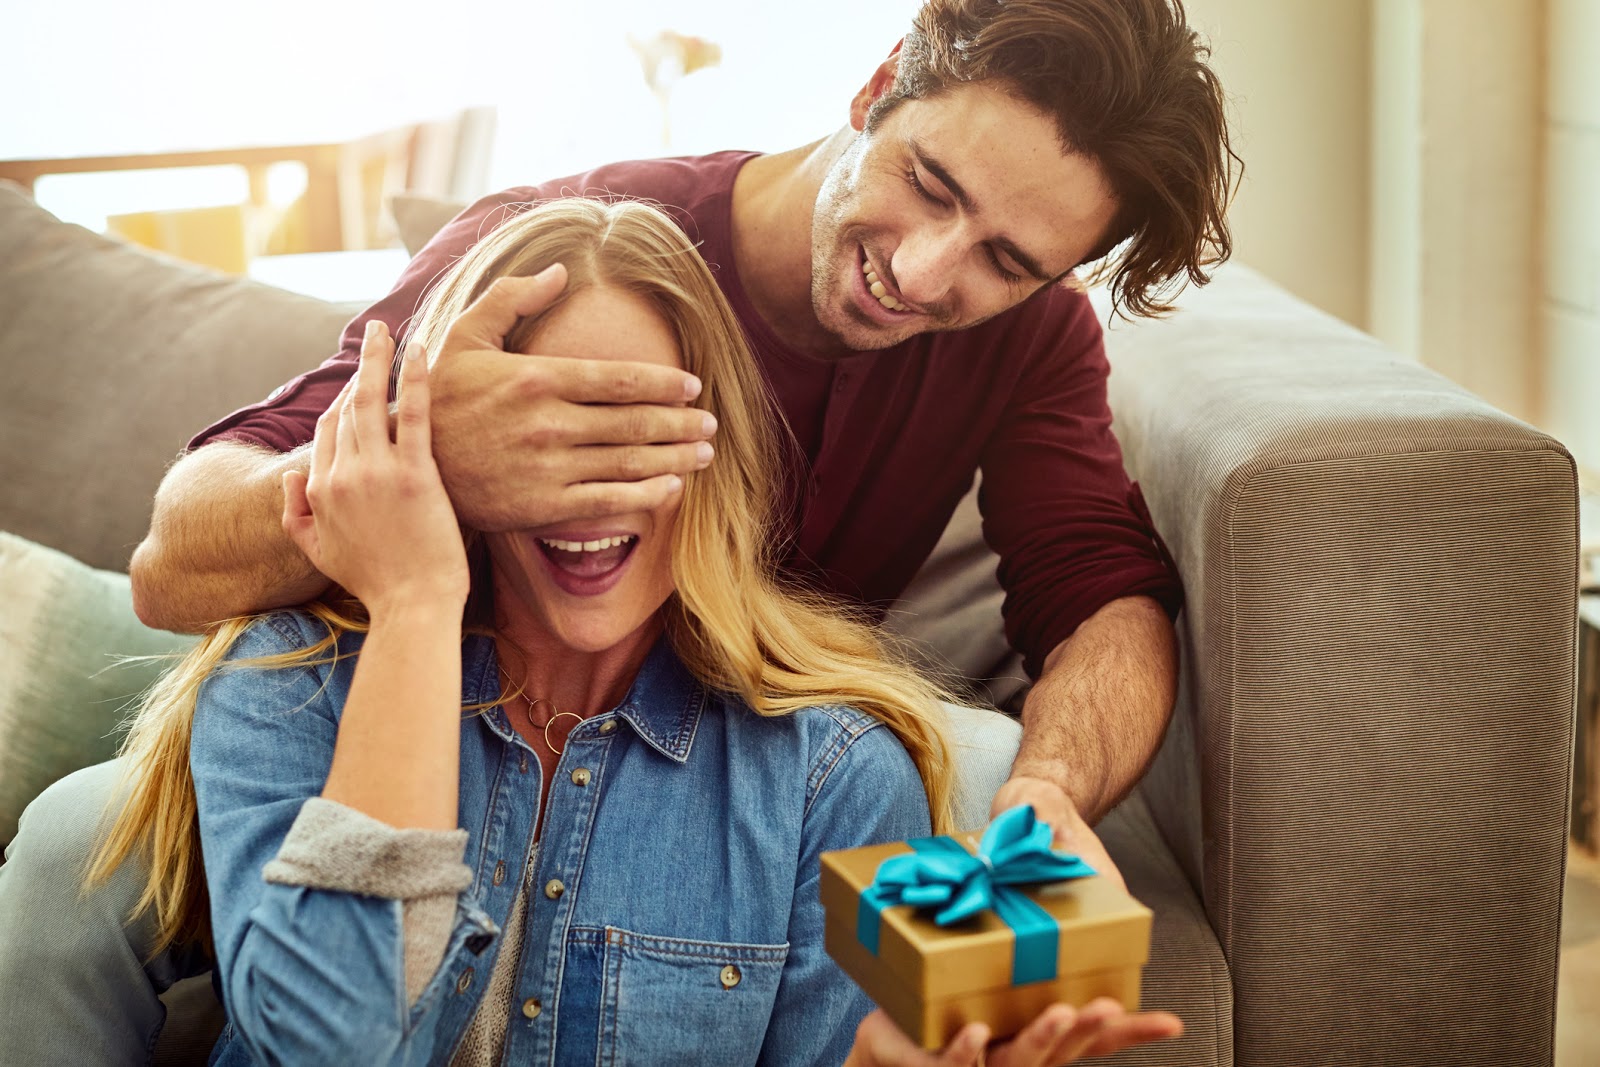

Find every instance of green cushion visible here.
[0,532,196,843]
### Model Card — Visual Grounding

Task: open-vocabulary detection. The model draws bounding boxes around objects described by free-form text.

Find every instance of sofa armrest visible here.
[1103,266,1577,1066]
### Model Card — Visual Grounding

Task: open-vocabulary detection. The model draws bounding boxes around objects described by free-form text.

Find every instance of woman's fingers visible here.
[353,320,395,452]
[313,376,354,478]
[336,362,361,460]
[395,343,431,461]
[1039,1002,1111,1063]
[1080,1011,1184,1058]
[938,1024,991,1065]
[280,469,319,567]
[988,1004,1079,1067]
[848,1011,989,1067]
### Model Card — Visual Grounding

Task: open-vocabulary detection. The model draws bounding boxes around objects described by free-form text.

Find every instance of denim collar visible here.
[463,632,709,765]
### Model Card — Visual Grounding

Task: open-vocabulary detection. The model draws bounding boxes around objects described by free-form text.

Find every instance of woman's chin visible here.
[543,606,662,656]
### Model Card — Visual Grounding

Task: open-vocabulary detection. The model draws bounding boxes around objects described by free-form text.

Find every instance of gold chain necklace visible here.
[498,667,585,756]
[523,697,586,757]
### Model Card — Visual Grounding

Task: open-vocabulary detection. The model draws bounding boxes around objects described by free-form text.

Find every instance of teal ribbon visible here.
[855,805,1095,986]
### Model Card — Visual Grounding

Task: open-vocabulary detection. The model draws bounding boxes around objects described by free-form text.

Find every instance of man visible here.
[0,0,1234,1060]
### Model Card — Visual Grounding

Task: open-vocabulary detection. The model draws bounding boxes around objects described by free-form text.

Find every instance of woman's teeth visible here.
[862,260,907,312]
[538,534,637,552]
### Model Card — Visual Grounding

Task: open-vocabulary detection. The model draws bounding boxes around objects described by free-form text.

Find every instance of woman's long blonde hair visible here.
[88,198,957,959]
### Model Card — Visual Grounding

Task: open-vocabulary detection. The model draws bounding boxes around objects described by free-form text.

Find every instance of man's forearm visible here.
[1012,596,1178,823]
[130,442,329,633]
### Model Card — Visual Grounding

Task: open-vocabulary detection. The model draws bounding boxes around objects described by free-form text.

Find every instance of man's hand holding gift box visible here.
[824,806,1184,1064]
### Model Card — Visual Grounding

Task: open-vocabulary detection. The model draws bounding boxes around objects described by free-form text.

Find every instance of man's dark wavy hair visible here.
[869,0,1241,319]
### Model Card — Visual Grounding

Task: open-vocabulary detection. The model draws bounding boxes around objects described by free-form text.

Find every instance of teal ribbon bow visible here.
[856,804,1095,986]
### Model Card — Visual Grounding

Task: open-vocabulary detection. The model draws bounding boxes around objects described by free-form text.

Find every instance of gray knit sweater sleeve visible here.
[263,797,472,1005]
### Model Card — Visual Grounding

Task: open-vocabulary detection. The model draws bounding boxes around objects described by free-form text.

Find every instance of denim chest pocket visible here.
[595,926,789,1066]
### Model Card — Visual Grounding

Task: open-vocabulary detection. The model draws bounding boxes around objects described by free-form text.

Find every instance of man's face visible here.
[810,76,1121,352]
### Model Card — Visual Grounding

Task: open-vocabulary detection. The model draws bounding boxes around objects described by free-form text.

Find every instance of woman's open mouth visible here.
[534,533,638,596]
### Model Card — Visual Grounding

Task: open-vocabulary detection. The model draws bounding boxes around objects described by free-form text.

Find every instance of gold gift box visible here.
[820,830,1153,1049]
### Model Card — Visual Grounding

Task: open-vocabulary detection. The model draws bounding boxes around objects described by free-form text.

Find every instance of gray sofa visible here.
[0,181,1577,1065]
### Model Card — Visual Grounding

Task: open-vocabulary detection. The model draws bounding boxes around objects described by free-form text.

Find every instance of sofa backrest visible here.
[0,183,354,572]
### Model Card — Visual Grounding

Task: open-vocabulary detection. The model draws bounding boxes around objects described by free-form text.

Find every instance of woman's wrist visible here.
[365,588,468,628]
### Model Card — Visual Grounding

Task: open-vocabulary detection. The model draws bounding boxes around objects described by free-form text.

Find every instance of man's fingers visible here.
[353,320,395,451]
[563,402,717,447]
[569,442,714,484]
[451,264,569,350]
[549,354,703,405]
[395,343,431,460]
[558,475,685,520]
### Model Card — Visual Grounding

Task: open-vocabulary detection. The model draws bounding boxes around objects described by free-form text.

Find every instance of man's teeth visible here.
[539,535,637,553]
[862,260,907,312]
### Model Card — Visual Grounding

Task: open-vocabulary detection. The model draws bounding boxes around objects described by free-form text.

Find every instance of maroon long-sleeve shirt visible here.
[191,151,1182,676]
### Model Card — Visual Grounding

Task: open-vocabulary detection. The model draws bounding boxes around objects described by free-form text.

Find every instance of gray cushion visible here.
[0,181,354,571]
[390,192,468,257]
[0,533,195,843]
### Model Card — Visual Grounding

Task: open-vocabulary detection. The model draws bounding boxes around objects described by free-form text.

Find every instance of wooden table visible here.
[0,127,417,252]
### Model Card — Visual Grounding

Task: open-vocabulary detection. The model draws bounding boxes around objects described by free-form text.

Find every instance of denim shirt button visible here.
[522,997,542,1019]
[570,768,592,787]
[493,860,507,886]
[519,754,529,774]
[456,968,474,994]
[719,964,742,989]
[598,720,618,735]
[544,879,566,900]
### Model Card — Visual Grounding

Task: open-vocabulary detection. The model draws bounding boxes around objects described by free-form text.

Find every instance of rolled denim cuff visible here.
[264,797,472,1006]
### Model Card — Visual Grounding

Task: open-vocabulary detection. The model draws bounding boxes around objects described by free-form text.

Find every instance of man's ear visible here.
[848,43,903,132]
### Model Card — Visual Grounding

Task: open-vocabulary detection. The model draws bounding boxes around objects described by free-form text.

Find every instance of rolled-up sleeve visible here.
[190,615,495,1067]
[978,291,1183,677]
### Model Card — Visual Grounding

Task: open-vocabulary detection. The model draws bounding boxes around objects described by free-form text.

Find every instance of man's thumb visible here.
[455,263,569,349]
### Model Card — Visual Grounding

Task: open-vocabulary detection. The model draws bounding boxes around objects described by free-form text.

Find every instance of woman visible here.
[91,199,1164,1066]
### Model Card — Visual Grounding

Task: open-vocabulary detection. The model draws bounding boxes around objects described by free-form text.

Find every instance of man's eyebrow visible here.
[914,141,1052,282]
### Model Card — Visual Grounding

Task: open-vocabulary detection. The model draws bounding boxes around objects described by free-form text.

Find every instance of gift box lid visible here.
[820,830,1152,1001]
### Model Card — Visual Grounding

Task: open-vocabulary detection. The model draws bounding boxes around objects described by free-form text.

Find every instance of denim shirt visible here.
[190,611,932,1066]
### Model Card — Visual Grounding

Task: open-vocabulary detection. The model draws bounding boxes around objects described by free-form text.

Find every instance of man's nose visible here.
[891,222,966,310]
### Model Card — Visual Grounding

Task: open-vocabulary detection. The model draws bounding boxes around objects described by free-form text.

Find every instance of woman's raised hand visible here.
[281,321,470,617]
[844,999,1184,1067]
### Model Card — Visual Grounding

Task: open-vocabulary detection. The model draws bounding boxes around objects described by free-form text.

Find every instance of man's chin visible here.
[825,304,920,353]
